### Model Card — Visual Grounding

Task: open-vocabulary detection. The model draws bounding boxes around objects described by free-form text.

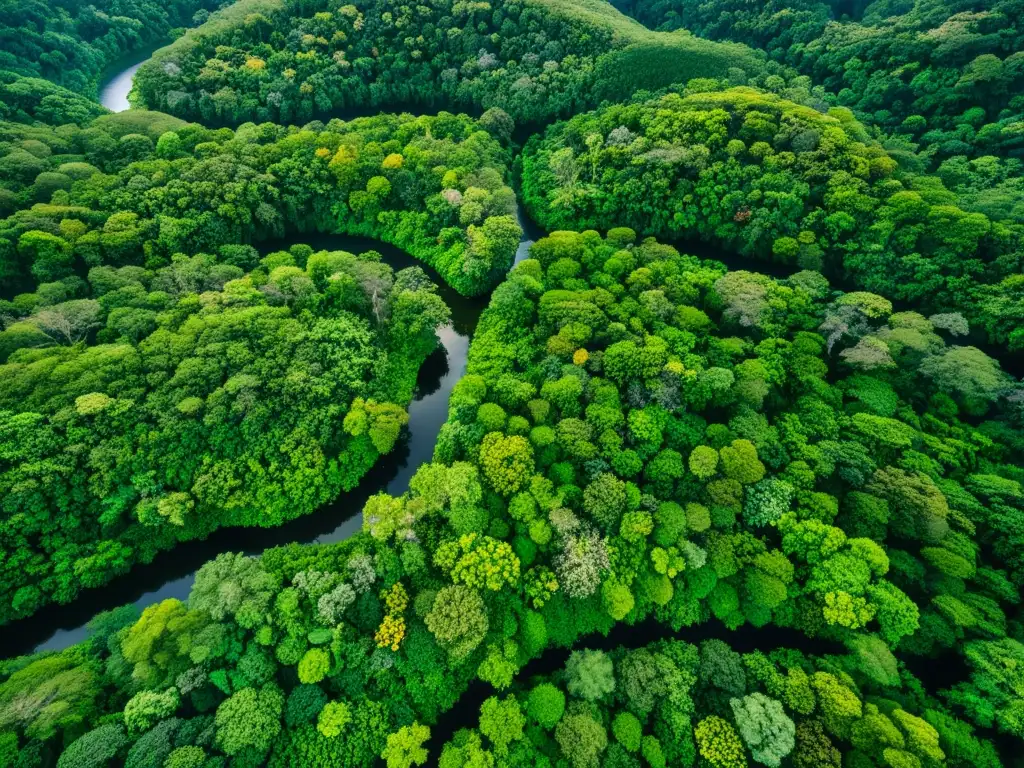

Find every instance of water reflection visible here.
[98,44,166,112]
[1,224,533,658]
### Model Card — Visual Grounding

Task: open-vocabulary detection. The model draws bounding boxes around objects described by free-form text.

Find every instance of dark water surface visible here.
[9,53,1018,684]
[0,216,541,658]
[1,49,544,652]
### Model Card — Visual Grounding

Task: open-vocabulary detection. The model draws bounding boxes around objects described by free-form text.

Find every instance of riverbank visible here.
[0,214,541,658]
[98,42,170,111]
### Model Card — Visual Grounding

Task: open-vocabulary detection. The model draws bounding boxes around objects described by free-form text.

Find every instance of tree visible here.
[479,696,525,755]
[612,712,643,752]
[948,638,1024,737]
[694,716,747,768]
[689,445,720,480]
[123,688,180,735]
[317,701,352,739]
[382,722,430,768]
[555,713,608,768]
[189,553,279,629]
[793,720,840,768]
[810,673,862,739]
[700,640,747,696]
[344,398,410,453]
[164,747,206,768]
[584,472,628,530]
[556,531,611,599]
[527,683,566,729]
[57,723,128,768]
[919,346,1009,408]
[424,585,489,659]
[743,479,794,527]
[29,300,103,344]
[479,107,514,142]
[720,440,765,484]
[441,534,520,591]
[730,693,795,767]
[0,652,101,741]
[214,684,284,756]
[121,600,207,688]
[438,731,495,768]
[602,578,635,620]
[284,685,327,728]
[478,432,534,495]
[298,648,330,684]
[566,650,615,701]
[867,468,949,544]
[619,649,670,718]
[19,231,73,282]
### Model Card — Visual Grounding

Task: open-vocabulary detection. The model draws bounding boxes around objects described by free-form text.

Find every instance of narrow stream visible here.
[97,43,167,112]
[0,217,541,658]
[6,50,1019,662]
[3,54,1013,766]
[0,55,550,659]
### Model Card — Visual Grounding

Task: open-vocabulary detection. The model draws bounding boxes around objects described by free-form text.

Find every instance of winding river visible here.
[0,54,549,658]
[5,49,777,658]
[0,226,542,658]
[97,44,168,113]
[5,49,1019,672]
[3,49,1015,768]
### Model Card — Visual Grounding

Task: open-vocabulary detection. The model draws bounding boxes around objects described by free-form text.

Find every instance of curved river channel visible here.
[0,53,548,658]
[6,52,779,657]
[3,226,540,657]
[5,50,1019,670]
[1,230,542,657]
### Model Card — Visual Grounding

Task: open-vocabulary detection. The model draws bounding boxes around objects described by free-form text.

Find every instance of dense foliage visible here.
[0,243,449,622]
[521,87,1024,350]
[444,637,1002,768]
[615,0,1024,168]
[2,230,1020,766]
[2,1,1024,766]
[0,0,215,92]
[0,0,222,124]
[130,0,763,125]
[0,76,108,129]
[0,107,521,298]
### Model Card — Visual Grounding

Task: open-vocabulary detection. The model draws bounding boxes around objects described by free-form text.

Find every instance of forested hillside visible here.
[0,0,218,92]
[0,104,523,622]
[0,0,223,125]
[613,0,1024,221]
[0,245,448,622]
[0,108,521,299]
[522,87,1024,350]
[0,0,1022,767]
[2,230,1021,766]
[130,0,764,125]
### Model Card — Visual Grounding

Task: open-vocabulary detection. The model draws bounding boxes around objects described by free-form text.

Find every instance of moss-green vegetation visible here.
[2,230,1020,765]
[522,86,1024,350]
[1,1,1023,766]
[131,0,764,125]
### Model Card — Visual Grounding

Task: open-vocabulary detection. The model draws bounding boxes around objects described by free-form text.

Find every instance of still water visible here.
[0,51,547,658]
[97,44,167,112]
[0,218,540,658]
